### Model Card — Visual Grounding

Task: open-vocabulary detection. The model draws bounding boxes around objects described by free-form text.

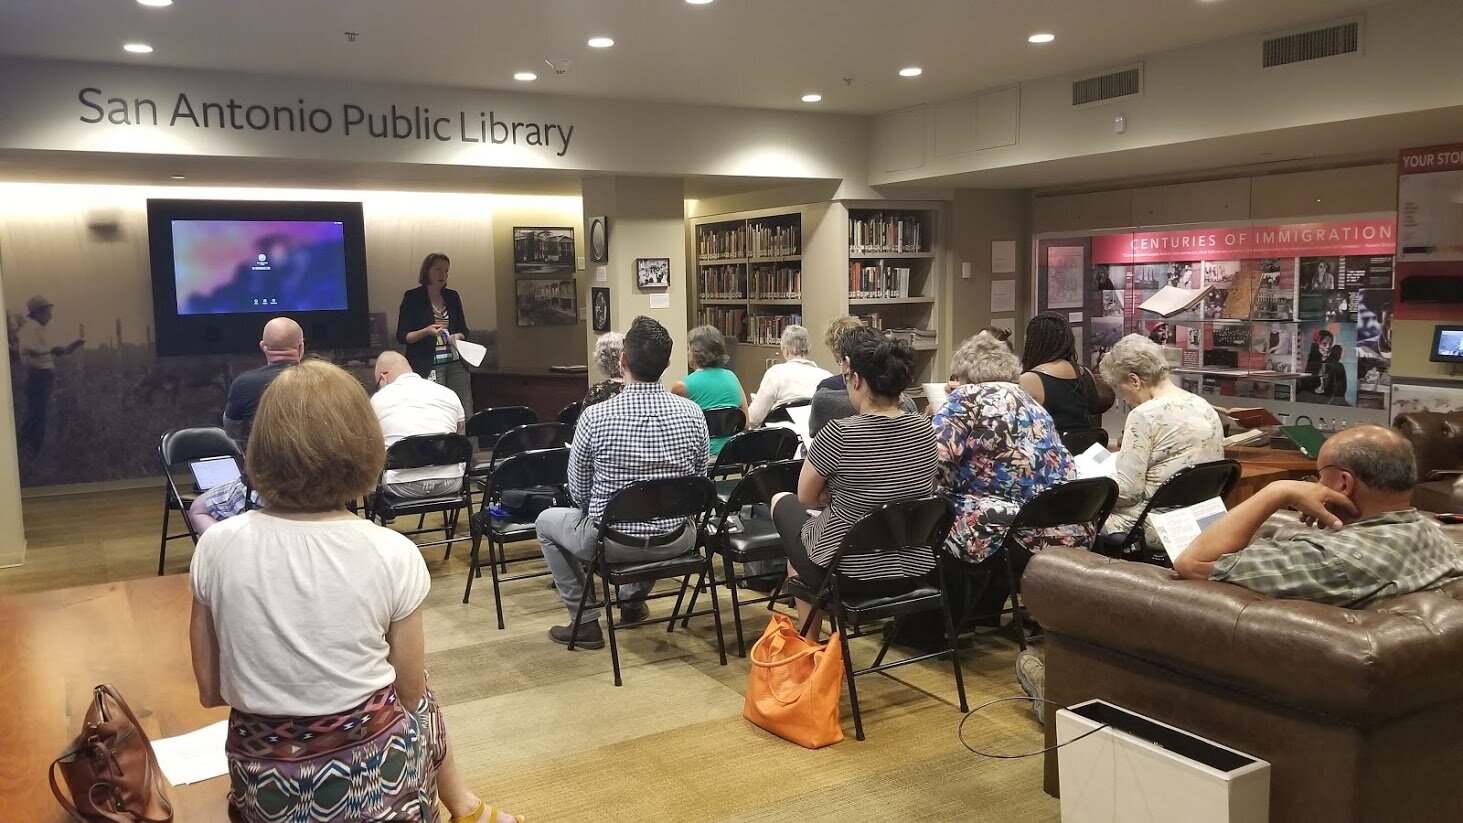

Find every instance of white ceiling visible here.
[0,0,1388,115]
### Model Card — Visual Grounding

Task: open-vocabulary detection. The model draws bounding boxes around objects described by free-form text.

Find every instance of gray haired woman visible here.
[583,331,626,408]
[1099,334,1224,541]
[746,324,832,427]
[672,325,748,456]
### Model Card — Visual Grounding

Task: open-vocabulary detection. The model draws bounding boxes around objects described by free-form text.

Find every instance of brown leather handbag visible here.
[49,684,174,822]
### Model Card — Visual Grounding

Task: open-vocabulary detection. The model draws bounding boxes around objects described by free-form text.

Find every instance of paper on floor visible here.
[151,720,229,786]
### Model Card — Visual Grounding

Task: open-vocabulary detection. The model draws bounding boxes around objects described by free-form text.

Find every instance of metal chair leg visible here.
[673,573,697,631]
[1004,553,1028,652]
[158,493,172,576]
[567,557,595,652]
[726,555,749,657]
[871,616,901,668]
[705,558,728,666]
[835,610,864,741]
[488,535,507,631]
[463,527,480,604]
[602,566,623,687]
[941,584,969,713]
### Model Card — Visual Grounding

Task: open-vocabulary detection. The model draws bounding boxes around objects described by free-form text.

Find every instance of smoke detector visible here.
[545,58,571,75]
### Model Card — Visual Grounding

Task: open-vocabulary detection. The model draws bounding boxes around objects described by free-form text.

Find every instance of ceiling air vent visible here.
[1071,65,1141,107]
[1262,20,1360,68]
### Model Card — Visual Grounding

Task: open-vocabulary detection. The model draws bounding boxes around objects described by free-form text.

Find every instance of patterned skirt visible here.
[225,686,446,823]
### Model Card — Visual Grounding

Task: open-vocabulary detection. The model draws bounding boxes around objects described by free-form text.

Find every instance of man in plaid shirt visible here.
[1176,425,1463,608]
[536,316,710,649]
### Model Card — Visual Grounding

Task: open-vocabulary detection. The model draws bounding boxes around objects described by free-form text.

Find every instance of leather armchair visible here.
[1394,410,1463,513]
[1024,544,1463,823]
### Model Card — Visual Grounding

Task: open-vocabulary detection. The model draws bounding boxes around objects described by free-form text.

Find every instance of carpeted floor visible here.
[6,487,1060,822]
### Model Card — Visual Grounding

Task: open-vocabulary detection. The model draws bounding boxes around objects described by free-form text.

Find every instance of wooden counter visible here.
[0,575,229,820]
[472,369,588,422]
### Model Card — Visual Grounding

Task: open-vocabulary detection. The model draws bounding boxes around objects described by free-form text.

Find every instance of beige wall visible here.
[0,271,25,566]
[948,190,1030,352]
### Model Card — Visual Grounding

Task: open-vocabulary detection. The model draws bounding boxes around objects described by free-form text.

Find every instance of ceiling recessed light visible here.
[137,0,173,6]
[898,67,923,77]
[587,36,614,48]
[801,93,822,103]
[169,174,186,180]
[513,71,537,81]
[1028,33,1056,44]
[123,43,154,54]
[686,0,715,4]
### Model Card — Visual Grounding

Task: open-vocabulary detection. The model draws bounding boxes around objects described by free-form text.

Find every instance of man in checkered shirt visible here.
[536,316,710,649]
[1176,425,1463,608]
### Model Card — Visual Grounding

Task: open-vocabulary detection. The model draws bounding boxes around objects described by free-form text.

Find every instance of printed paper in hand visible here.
[765,405,812,448]
[1147,497,1229,562]
[1073,442,1117,479]
[453,339,487,367]
[922,382,951,409]
[151,720,229,786]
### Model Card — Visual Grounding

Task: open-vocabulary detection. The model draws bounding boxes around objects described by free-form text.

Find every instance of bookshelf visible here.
[691,202,945,390]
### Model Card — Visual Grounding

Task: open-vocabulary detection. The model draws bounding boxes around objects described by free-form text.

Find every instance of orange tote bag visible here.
[743,613,845,748]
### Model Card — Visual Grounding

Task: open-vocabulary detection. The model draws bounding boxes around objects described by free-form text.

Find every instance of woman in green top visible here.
[672,325,749,456]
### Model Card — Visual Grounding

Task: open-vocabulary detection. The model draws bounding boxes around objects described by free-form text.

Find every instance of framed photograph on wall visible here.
[515,278,578,326]
[636,257,670,289]
[513,227,576,276]
[591,287,611,332]
[588,216,609,263]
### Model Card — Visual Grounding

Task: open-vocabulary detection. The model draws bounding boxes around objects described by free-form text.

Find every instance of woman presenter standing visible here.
[397,252,474,414]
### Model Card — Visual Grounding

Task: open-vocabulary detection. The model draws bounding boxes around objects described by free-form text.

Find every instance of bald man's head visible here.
[373,351,413,388]
[260,317,305,364]
[1318,424,1417,494]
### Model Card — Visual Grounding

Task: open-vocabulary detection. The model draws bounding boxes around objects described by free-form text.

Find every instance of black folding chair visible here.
[1100,459,1242,566]
[785,496,966,741]
[557,400,583,427]
[762,397,811,425]
[1060,426,1109,454]
[368,433,475,558]
[471,422,571,504]
[465,447,571,629]
[466,405,539,465]
[703,406,747,443]
[157,427,243,575]
[955,477,1119,650]
[707,426,801,501]
[566,476,726,686]
[679,459,803,656]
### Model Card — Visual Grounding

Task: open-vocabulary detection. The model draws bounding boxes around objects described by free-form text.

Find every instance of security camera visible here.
[544,58,571,75]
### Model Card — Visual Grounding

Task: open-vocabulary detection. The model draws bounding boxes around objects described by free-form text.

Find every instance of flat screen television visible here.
[1430,325,1463,364]
[147,199,370,356]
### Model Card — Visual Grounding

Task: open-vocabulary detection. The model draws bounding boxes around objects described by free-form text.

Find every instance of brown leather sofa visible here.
[1394,410,1463,513]
[1024,545,1463,823]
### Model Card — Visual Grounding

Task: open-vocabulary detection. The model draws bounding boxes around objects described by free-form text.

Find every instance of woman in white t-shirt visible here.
[189,360,521,823]
[746,324,832,427]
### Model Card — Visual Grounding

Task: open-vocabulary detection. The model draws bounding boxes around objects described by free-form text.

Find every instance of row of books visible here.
[697,225,747,260]
[849,262,914,299]
[747,313,804,346]
[748,222,801,258]
[698,307,746,340]
[750,266,801,300]
[698,266,744,300]
[850,213,926,254]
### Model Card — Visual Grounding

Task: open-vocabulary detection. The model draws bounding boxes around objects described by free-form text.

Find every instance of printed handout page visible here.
[151,720,229,786]
[922,382,951,409]
[453,339,488,367]
[1148,497,1229,563]
[1073,442,1117,479]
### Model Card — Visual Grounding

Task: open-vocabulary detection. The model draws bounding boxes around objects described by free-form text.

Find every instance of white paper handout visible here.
[922,382,951,409]
[453,339,487,367]
[1073,442,1117,479]
[765,404,812,450]
[1147,497,1229,562]
[150,720,229,786]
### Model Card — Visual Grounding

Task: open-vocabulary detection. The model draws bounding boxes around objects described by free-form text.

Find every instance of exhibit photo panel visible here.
[1035,215,1398,429]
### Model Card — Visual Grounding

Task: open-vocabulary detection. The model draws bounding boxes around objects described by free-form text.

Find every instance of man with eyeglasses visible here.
[1174,424,1463,608]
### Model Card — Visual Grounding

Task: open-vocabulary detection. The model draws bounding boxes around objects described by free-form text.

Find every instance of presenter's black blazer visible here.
[396,285,469,378]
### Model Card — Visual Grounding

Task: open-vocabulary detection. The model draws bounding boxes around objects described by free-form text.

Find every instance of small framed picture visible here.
[635,257,670,290]
[513,227,576,277]
[591,287,611,332]
[515,278,578,327]
[588,216,609,263]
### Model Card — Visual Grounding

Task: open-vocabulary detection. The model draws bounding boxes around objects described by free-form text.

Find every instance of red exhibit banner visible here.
[1399,143,1463,175]
[1091,218,1396,264]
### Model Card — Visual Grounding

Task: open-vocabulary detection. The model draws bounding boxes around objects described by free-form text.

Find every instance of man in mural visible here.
[15,295,84,456]
[188,317,304,534]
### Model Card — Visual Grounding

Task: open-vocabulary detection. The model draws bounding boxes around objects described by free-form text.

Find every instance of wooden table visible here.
[1225,464,1288,507]
[0,575,229,821]
[1224,444,1319,480]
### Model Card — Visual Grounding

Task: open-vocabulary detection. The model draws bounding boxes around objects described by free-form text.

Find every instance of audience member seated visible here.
[371,350,467,499]
[583,331,626,408]
[814,315,864,393]
[746,324,831,427]
[672,325,748,456]
[188,359,519,823]
[1098,333,1224,544]
[934,332,1086,565]
[537,316,710,649]
[187,316,304,535]
[809,318,916,438]
[771,327,937,637]
[1017,312,1113,437]
[1175,424,1463,604]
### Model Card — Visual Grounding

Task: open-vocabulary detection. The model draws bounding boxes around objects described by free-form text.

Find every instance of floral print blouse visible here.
[933,382,1087,563]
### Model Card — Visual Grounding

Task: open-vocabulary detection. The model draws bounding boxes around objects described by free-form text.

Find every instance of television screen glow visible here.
[173,220,349,314]
[1432,326,1463,363]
